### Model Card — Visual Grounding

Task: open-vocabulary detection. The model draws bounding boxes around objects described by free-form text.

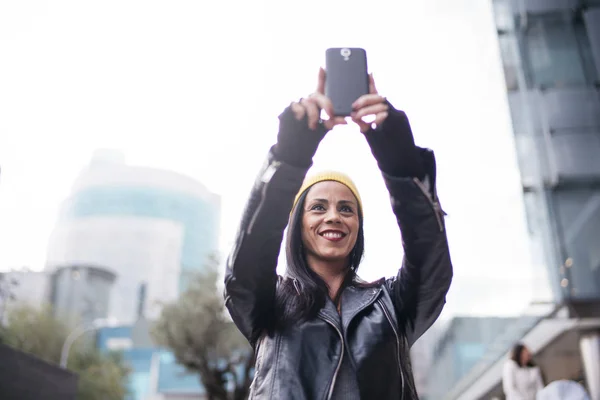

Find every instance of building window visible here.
[520,11,597,89]
[493,0,515,32]
[552,189,600,300]
[498,34,521,91]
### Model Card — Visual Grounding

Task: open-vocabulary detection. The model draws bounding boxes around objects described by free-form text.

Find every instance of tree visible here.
[0,303,130,400]
[70,349,130,400]
[152,259,254,400]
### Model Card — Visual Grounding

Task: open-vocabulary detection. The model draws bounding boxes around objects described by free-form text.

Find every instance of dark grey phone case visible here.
[325,48,369,117]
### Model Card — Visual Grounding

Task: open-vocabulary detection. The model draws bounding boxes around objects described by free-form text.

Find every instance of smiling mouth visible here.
[319,230,347,240]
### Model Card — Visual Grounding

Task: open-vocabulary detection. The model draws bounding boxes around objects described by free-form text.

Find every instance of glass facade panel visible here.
[498,34,521,91]
[513,134,551,186]
[552,130,600,179]
[493,0,515,32]
[576,20,599,83]
[521,12,591,88]
[584,7,600,78]
[552,189,600,299]
[541,88,600,132]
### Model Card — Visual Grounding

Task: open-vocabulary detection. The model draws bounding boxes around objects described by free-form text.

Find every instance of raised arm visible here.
[353,82,452,347]
[224,110,322,346]
[383,144,452,348]
[224,69,346,346]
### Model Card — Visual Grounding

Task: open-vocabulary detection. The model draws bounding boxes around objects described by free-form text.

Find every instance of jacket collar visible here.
[318,285,382,331]
[340,286,382,331]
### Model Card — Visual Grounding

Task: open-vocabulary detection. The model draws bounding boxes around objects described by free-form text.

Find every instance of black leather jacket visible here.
[224,114,452,399]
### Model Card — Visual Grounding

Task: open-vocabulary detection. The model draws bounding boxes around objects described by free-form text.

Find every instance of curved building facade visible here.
[46,150,220,324]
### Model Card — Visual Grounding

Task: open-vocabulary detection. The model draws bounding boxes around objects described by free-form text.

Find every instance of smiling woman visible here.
[285,173,365,317]
[223,68,453,399]
[302,180,359,264]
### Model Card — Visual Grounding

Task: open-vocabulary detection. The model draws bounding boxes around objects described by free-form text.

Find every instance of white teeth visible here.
[322,232,343,239]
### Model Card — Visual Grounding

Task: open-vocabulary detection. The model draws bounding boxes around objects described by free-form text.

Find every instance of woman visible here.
[224,68,453,399]
[503,343,544,400]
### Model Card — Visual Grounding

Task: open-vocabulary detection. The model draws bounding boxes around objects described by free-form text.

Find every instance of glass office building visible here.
[46,150,220,324]
[414,1,600,398]
[493,0,600,303]
[45,150,222,400]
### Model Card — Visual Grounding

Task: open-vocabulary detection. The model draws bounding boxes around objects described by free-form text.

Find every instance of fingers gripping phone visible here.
[325,48,369,117]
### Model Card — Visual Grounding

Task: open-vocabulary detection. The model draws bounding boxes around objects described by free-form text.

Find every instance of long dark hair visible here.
[510,343,536,367]
[274,188,365,325]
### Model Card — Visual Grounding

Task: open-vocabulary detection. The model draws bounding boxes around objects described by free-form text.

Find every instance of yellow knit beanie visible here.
[292,171,363,216]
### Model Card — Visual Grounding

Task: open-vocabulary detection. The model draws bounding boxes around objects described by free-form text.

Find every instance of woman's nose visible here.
[324,209,341,223]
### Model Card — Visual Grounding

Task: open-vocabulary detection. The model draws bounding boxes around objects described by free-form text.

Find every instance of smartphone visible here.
[325,47,369,117]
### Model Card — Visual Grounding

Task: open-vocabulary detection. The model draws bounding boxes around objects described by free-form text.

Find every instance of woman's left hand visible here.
[351,74,389,133]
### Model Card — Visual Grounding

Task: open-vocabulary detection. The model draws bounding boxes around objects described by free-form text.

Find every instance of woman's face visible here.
[301,181,360,266]
[520,347,531,365]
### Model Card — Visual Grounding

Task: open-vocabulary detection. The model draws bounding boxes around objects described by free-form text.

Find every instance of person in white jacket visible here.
[537,380,590,400]
[503,343,545,400]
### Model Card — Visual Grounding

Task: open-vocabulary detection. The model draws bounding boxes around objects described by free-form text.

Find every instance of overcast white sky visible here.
[0,0,553,317]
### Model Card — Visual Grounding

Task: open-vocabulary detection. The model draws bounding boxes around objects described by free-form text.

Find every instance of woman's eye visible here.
[310,204,325,211]
[340,206,354,213]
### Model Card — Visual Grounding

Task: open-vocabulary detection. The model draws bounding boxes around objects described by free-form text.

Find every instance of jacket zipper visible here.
[323,289,381,399]
[413,177,444,232]
[247,161,281,234]
[378,299,404,399]
[319,314,345,400]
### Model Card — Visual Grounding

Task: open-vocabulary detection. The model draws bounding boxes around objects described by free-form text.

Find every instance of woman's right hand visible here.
[290,68,347,131]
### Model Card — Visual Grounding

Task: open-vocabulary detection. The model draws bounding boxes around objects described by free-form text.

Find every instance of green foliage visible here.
[0,303,130,400]
[152,258,254,400]
[71,350,130,400]
[1,304,68,363]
